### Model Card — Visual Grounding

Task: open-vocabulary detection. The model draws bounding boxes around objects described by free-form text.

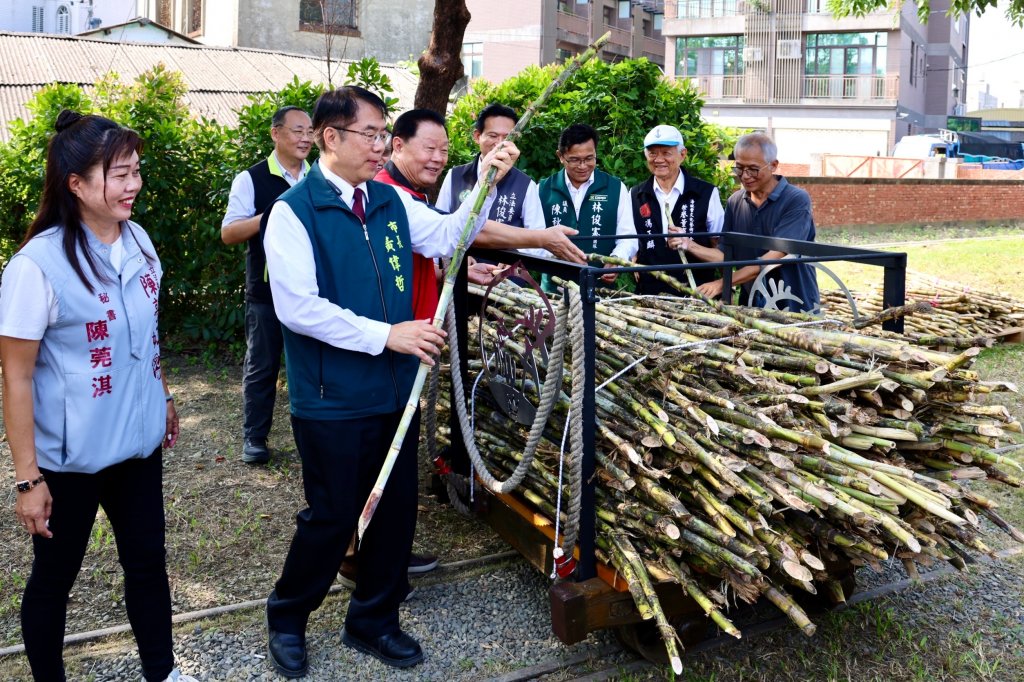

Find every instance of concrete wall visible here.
[199,1,237,46]
[789,176,1024,227]
[238,0,432,64]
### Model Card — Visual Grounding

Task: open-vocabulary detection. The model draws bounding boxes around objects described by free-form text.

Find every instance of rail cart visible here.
[444,232,907,664]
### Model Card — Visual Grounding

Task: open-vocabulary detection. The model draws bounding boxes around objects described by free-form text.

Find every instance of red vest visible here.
[373,166,440,321]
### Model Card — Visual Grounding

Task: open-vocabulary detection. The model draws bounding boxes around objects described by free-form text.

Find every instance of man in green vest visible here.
[537,124,636,283]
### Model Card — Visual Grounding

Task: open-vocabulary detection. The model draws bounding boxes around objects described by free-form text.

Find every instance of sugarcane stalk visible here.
[358,32,611,542]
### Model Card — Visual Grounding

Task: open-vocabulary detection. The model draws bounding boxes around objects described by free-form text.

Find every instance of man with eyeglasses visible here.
[261,87,520,675]
[537,124,637,284]
[681,132,818,313]
[631,124,724,296]
[221,105,313,465]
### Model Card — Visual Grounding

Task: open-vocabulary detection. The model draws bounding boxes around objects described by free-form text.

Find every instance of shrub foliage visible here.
[0,58,734,349]
[446,58,739,192]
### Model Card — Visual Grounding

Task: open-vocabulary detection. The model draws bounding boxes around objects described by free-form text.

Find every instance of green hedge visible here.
[446,58,739,192]
[0,58,736,352]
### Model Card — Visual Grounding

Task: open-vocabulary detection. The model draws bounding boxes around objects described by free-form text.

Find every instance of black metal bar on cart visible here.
[577,266,598,582]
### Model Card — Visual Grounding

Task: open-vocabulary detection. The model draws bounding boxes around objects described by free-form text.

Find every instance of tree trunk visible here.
[414,0,472,113]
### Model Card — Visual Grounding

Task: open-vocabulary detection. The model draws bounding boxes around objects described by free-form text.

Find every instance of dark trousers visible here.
[243,300,284,440]
[22,451,173,682]
[267,411,418,639]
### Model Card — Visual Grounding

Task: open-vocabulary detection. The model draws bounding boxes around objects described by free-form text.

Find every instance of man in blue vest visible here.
[262,86,519,676]
[437,103,546,229]
[683,132,819,313]
[631,124,724,296]
[537,124,637,283]
[222,106,312,464]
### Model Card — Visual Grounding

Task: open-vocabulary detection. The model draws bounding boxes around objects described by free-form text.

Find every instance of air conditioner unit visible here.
[776,40,802,59]
[743,47,764,62]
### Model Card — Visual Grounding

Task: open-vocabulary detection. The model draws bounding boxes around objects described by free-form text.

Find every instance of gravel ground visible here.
[50,559,617,681]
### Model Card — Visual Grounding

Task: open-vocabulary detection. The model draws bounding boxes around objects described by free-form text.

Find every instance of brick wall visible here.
[787,177,1024,228]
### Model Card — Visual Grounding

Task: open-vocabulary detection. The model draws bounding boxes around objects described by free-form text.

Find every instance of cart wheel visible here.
[614,614,709,665]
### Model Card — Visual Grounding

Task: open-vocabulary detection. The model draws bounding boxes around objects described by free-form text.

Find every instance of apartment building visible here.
[662,0,969,161]
[461,0,666,85]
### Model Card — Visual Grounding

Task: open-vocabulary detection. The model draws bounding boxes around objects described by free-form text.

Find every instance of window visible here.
[677,0,737,18]
[461,42,483,79]
[156,0,172,27]
[618,1,632,19]
[55,5,71,34]
[643,18,652,36]
[804,33,887,77]
[909,41,915,85]
[602,6,615,25]
[653,12,663,31]
[32,6,44,32]
[300,0,357,32]
[185,0,203,36]
[676,36,745,76]
[556,47,573,63]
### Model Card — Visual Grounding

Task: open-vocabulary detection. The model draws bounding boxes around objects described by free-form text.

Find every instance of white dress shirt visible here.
[653,171,725,234]
[562,169,638,261]
[264,161,494,356]
[222,151,307,226]
[437,160,547,231]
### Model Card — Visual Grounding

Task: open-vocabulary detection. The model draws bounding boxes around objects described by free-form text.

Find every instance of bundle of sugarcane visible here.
[820,271,1024,347]
[430,272,1024,672]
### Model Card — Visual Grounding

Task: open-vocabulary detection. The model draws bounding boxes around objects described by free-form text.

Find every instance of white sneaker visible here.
[164,669,199,682]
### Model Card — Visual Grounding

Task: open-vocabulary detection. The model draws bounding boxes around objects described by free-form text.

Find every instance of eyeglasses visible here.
[274,125,314,139]
[731,163,771,178]
[563,155,596,167]
[331,126,391,145]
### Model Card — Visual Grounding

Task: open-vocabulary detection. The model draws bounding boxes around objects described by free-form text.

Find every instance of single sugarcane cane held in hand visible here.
[357,31,612,544]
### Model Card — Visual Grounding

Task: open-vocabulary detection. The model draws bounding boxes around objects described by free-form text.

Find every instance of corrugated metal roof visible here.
[0,31,418,141]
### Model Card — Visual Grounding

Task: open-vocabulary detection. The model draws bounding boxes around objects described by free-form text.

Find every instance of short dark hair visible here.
[271,105,307,128]
[474,103,518,133]
[312,86,388,150]
[22,110,147,292]
[392,108,447,141]
[558,124,598,154]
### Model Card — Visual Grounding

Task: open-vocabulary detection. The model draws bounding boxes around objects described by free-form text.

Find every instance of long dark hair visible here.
[21,110,144,292]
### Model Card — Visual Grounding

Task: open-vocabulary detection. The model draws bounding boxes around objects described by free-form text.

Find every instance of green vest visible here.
[538,169,621,256]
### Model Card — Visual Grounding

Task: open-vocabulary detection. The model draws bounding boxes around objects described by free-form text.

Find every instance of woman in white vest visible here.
[0,111,196,682]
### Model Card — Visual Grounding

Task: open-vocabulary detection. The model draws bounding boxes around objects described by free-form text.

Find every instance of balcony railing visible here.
[802,74,898,102]
[642,35,666,57]
[603,25,633,55]
[689,75,745,100]
[689,74,898,104]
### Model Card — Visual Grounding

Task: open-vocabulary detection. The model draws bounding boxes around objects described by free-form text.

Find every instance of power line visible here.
[928,49,1024,73]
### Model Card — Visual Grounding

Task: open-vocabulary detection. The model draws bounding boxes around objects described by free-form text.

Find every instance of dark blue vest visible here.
[275,164,418,420]
[446,156,532,226]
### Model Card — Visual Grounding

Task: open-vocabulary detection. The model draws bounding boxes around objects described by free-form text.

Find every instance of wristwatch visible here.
[15,474,45,494]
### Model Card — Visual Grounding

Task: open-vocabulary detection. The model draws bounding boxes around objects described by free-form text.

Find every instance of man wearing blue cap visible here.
[630,124,724,296]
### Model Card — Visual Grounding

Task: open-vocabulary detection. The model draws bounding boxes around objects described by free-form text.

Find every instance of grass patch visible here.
[818,237,1024,294]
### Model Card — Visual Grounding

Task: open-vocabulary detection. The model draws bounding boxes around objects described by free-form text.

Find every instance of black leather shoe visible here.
[267,625,308,678]
[342,628,424,668]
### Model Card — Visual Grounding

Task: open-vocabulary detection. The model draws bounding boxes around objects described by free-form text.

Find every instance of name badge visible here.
[588,194,608,202]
